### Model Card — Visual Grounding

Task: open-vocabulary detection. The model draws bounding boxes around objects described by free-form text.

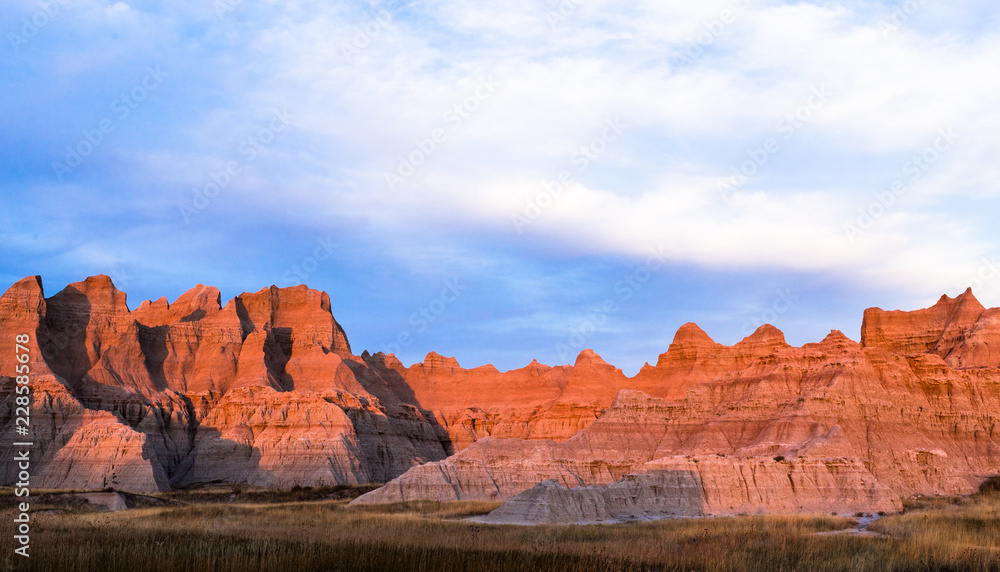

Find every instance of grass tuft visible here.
[1,486,999,571]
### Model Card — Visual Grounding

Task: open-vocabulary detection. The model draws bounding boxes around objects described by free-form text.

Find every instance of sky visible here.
[2,0,1000,374]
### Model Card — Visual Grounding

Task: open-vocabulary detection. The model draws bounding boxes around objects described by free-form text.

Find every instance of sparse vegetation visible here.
[1,484,999,571]
[980,475,1000,495]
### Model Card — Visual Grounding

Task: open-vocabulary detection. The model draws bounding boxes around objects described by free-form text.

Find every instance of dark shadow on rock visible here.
[264,326,293,391]
[481,469,707,524]
[233,297,254,341]
[352,353,455,457]
[359,352,420,407]
[179,309,206,323]
[140,426,171,492]
[137,324,169,392]
[40,285,92,390]
[169,425,263,489]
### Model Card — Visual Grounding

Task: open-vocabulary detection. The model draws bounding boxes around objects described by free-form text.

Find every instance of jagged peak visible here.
[930,287,984,312]
[671,322,716,345]
[365,351,405,370]
[738,324,787,346]
[820,330,856,346]
[382,353,404,369]
[522,358,551,371]
[83,274,117,288]
[50,274,128,310]
[423,351,461,370]
[954,287,985,312]
[134,285,224,325]
[136,296,169,311]
[3,275,45,298]
[0,276,47,316]
[574,348,610,367]
[172,284,222,314]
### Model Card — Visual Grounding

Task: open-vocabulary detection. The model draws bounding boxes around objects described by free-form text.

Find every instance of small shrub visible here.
[773,456,785,462]
[978,475,1000,495]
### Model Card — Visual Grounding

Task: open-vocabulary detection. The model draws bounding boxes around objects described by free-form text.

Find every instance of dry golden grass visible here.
[870,491,1000,563]
[1,485,999,571]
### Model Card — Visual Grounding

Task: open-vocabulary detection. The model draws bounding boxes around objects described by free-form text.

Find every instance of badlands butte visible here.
[2,275,1000,523]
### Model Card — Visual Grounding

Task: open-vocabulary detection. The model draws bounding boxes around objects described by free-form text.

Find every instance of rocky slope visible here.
[476,456,901,525]
[0,275,683,492]
[354,291,1000,518]
[0,276,451,492]
[2,276,999,521]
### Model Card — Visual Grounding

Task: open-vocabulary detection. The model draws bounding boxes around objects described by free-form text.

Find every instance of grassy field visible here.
[1,483,998,572]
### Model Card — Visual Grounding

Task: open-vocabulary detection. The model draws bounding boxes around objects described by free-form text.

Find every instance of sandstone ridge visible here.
[2,276,998,522]
[1,276,450,491]
[353,291,1000,520]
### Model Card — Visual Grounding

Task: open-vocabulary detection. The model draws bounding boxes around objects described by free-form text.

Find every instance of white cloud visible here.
[27,0,1000,303]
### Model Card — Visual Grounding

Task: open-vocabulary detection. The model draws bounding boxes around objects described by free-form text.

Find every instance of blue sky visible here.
[3,0,999,374]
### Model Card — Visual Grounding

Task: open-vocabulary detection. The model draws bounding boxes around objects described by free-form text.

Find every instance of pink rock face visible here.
[477,457,901,524]
[354,305,1000,516]
[0,276,452,492]
[2,275,1000,520]
[862,289,1000,368]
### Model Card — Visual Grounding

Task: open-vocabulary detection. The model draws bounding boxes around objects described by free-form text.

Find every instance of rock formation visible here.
[861,288,1000,369]
[476,456,900,525]
[354,290,1000,519]
[2,277,999,521]
[0,276,451,492]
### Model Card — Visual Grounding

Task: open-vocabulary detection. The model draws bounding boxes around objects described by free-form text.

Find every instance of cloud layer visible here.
[3,0,999,372]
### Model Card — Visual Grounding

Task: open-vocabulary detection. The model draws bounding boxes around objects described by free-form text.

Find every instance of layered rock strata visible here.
[2,276,999,521]
[355,291,1000,517]
[0,276,450,492]
[477,456,901,525]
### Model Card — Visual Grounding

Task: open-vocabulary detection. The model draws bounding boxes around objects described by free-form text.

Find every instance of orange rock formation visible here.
[2,277,998,520]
